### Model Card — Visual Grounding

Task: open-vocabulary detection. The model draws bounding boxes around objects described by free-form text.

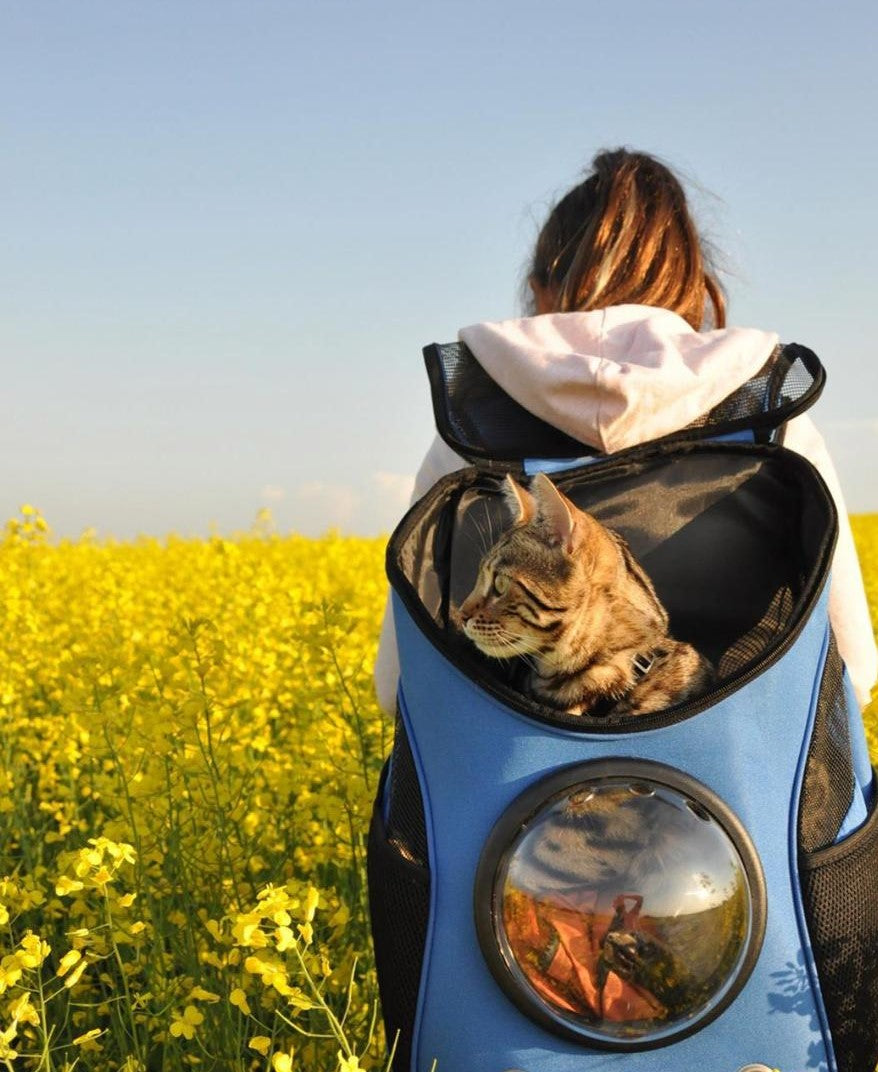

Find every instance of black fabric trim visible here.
[386,441,838,735]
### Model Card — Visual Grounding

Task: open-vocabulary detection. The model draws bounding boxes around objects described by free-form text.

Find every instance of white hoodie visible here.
[375,305,877,712]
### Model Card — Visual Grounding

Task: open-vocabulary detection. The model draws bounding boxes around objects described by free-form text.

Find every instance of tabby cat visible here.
[454,472,713,717]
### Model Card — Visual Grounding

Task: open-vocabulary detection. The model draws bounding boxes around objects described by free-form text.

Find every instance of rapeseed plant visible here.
[0,505,874,1070]
[0,510,391,1070]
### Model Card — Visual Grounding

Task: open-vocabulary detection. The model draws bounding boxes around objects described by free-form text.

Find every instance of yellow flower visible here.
[275,926,295,951]
[287,987,315,1010]
[229,988,252,1016]
[272,1052,294,1072]
[0,527,430,1064]
[9,994,39,1027]
[337,1053,362,1072]
[57,949,82,977]
[329,904,350,929]
[244,954,267,976]
[55,876,84,897]
[233,913,269,947]
[63,958,89,989]
[303,887,320,922]
[204,919,224,942]
[73,1028,103,1047]
[0,1023,17,1061]
[188,985,220,1002]
[169,1005,204,1040]
[0,955,23,993]
[18,932,51,968]
[99,838,136,865]
[269,970,293,996]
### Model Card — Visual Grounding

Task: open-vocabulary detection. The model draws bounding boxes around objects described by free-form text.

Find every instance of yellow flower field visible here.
[0,507,876,1071]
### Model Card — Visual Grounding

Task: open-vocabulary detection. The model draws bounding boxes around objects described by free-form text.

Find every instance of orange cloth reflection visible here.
[504,889,667,1023]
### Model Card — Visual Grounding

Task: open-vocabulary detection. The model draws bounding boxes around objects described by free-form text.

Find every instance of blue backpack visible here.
[367,341,878,1072]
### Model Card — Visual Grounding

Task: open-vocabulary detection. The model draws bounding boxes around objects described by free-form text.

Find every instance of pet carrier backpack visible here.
[367,340,878,1072]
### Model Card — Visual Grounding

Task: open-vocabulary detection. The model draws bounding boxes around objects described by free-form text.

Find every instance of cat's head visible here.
[454,472,623,661]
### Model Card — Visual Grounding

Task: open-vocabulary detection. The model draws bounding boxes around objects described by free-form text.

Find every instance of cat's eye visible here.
[493,574,510,595]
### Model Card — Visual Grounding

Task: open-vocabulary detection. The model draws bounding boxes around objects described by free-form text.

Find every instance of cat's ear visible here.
[531,472,576,552]
[502,475,536,525]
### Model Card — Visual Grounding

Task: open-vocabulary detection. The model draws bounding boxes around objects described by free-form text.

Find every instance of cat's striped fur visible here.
[454,473,713,717]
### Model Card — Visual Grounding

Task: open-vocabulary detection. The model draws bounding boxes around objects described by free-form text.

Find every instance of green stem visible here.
[35,966,55,1072]
[103,887,142,1060]
[288,939,354,1060]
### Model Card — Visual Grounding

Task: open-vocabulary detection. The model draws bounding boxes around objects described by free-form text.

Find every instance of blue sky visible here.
[2,0,876,538]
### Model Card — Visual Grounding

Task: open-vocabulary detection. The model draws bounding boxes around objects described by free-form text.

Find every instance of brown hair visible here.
[528,149,725,329]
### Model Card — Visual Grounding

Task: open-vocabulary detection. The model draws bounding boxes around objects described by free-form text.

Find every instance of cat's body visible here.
[454,473,713,718]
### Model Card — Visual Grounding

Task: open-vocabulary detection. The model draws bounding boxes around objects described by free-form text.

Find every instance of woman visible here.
[374,148,877,713]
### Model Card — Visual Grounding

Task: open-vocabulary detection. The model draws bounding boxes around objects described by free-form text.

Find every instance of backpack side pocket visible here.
[367,717,431,1072]
[800,777,878,1072]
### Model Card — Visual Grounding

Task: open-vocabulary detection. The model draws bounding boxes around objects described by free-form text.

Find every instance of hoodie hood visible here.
[458,305,779,454]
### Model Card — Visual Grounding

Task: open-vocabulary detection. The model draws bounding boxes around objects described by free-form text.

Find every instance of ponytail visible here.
[529,149,726,330]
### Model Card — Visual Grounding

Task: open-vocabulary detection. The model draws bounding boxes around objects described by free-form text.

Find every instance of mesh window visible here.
[717,586,796,680]
[386,715,429,867]
[685,345,816,436]
[800,789,878,1072]
[425,341,822,463]
[428,341,593,461]
[367,757,430,1072]
[798,635,855,854]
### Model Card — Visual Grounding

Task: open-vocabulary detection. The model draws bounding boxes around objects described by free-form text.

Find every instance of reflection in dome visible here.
[495,778,753,1043]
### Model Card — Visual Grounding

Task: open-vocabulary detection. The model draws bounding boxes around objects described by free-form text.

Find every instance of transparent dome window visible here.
[475,761,765,1050]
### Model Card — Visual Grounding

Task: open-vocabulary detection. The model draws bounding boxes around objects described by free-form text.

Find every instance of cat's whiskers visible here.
[460,511,498,559]
[485,624,543,662]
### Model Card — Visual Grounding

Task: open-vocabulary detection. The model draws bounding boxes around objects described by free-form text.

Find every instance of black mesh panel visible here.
[800,785,878,1072]
[425,341,822,463]
[367,727,431,1071]
[386,715,429,867]
[717,586,795,679]
[685,344,816,436]
[799,635,856,854]
[429,341,593,461]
